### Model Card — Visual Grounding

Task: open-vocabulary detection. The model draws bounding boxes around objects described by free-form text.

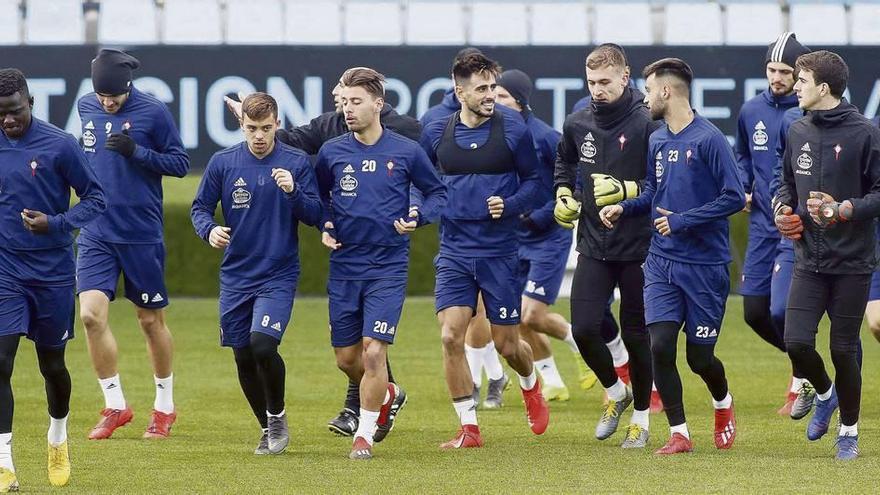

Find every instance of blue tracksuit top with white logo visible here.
[315,129,447,280]
[420,88,459,128]
[520,112,569,245]
[621,113,745,265]
[191,140,321,292]
[419,106,542,258]
[78,86,189,244]
[735,89,799,239]
[0,118,105,284]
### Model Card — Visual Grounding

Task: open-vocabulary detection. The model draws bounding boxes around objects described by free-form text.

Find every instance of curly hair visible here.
[0,68,28,98]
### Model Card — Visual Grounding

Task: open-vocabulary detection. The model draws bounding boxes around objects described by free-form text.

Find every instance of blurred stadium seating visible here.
[6,0,878,46]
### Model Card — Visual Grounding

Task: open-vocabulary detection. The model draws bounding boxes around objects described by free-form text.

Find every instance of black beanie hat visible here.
[91,49,140,95]
[497,69,533,109]
[766,32,810,69]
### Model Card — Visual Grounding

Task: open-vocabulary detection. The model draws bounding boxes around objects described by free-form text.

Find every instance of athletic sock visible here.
[47,414,68,446]
[482,343,505,381]
[154,374,174,414]
[712,392,732,410]
[0,433,13,472]
[99,374,126,410]
[840,423,858,437]
[464,345,484,388]
[606,379,626,402]
[606,334,629,367]
[534,357,565,388]
[631,408,649,430]
[355,409,379,445]
[453,397,477,426]
[670,423,689,439]
[790,377,806,393]
[519,369,538,390]
[817,384,834,402]
[562,324,580,355]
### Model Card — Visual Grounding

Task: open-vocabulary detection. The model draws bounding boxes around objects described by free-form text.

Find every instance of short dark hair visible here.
[340,67,385,100]
[241,92,277,121]
[642,58,693,91]
[452,53,501,86]
[0,68,29,98]
[795,50,848,98]
[453,47,483,66]
[587,43,628,70]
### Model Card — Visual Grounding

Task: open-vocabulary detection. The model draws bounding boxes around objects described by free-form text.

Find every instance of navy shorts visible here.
[76,234,169,309]
[219,284,295,349]
[519,240,570,305]
[643,253,730,345]
[328,277,406,348]
[0,278,75,349]
[740,235,778,296]
[435,254,521,325]
[770,240,795,326]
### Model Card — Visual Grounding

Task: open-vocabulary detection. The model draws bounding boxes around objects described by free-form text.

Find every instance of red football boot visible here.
[376,383,397,427]
[714,402,737,449]
[440,425,483,449]
[349,436,373,459]
[143,410,177,439]
[615,362,631,385]
[655,433,694,455]
[650,389,664,414]
[89,407,133,440]
[777,391,797,416]
[522,381,549,435]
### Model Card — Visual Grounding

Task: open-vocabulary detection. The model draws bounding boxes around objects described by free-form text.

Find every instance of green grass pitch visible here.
[8,297,879,493]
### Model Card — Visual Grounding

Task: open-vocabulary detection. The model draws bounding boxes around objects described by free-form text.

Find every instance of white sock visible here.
[534,357,565,388]
[355,408,380,445]
[99,374,126,410]
[790,377,807,393]
[840,423,858,437]
[606,335,629,367]
[464,345,484,388]
[0,432,13,472]
[670,423,689,439]
[713,393,732,410]
[817,384,833,402]
[631,408,649,430]
[519,369,538,390]
[482,343,504,381]
[267,409,285,418]
[606,379,626,402]
[453,398,478,426]
[154,374,174,414]
[47,414,68,446]
[562,325,580,354]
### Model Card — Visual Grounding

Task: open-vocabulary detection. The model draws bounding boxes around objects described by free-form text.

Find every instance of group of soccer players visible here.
[2,32,880,491]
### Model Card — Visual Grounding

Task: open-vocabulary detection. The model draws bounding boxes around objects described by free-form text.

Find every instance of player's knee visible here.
[621,328,648,349]
[0,358,12,381]
[440,326,465,354]
[249,333,279,362]
[79,305,107,333]
[361,340,386,371]
[743,299,769,329]
[136,309,165,334]
[37,350,68,381]
[785,341,814,361]
[685,348,713,375]
[491,335,519,361]
[521,303,545,330]
[866,315,880,342]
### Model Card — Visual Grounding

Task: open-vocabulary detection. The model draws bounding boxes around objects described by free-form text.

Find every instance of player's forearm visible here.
[673,188,746,231]
[529,201,557,231]
[131,146,190,178]
[552,158,577,192]
[53,187,106,233]
[288,189,323,227]
[417,187,447,226]
[503,178,541,218]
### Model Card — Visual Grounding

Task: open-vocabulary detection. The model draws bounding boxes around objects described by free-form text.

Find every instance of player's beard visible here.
[649,99,666,121]
[467,98,494,118]
[770,82,795,97]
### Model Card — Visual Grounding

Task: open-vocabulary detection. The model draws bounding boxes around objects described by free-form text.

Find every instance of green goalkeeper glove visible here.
[554,186,580,229]
[591,173,640,207]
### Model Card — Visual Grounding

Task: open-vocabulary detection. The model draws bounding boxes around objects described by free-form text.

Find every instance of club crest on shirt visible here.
[29,158,38,177]
[752,120,769,150]
[82,129,96,150]
[340,174,358,197]
[580,134,597,161]
[232,186,251,209]
[795,149,812,176]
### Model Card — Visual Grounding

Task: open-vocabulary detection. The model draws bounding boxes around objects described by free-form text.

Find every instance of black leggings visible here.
[650,322,728,426]
[570,255,652,411]
[0,334,71,433]
[743,295,808,378]
[233,332,287,428]
[784,269,869,426]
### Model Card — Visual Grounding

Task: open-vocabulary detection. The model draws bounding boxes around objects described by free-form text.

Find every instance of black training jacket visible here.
[553,88,661,261]
[777,101,880,274]
[276,104,421,155]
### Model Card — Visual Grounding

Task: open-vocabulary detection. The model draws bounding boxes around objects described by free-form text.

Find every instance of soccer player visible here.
[495,69,584,402]
[554,44,660,448]
[419,52,549,448]
[0,68,105,491]
[76,49,190,440]
[315,68,446,459]
[600,58,745,455]
[225,68,416,438]
[774,50,880,460]
[191,93,321,455]
[735,34,810,416]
